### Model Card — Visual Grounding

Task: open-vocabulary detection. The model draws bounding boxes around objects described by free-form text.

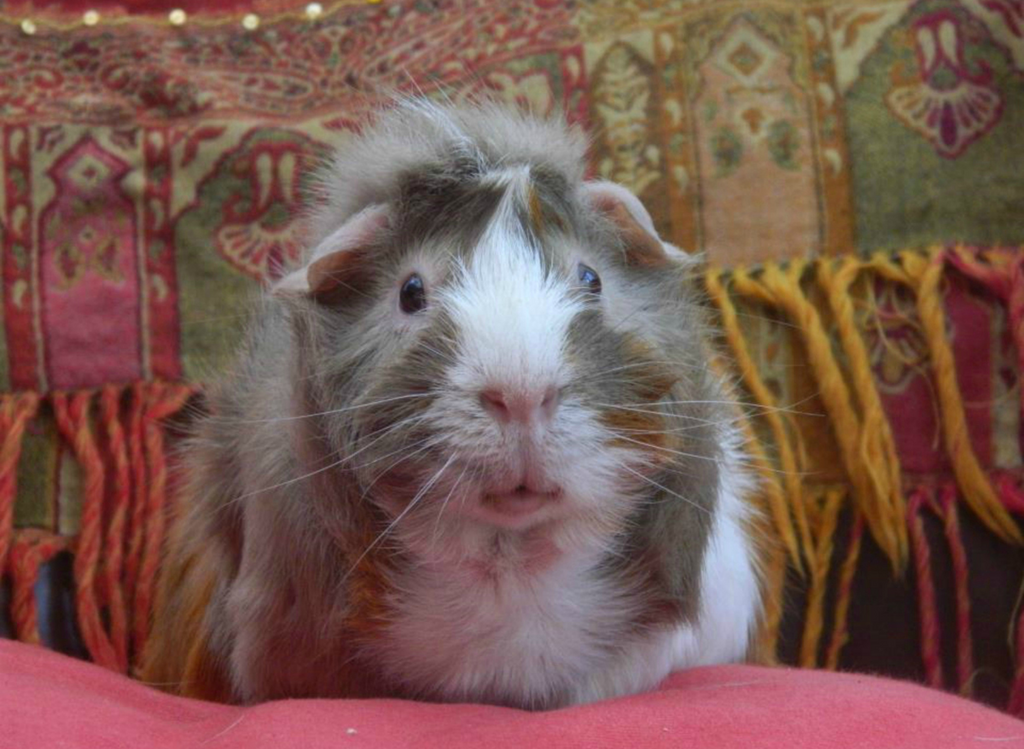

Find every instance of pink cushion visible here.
[2,640,1020,748]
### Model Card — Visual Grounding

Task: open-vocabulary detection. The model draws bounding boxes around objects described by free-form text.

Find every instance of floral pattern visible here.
[886,9,1004,157]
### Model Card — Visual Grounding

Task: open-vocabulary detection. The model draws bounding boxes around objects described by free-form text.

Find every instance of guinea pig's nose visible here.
[479,386,559,425]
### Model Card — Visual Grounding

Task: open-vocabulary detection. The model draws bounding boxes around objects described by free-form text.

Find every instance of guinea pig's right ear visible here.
[272,204,390,299]
[581,181,693,268]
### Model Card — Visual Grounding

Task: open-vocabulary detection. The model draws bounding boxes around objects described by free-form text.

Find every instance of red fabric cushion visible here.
[2,640,1020,748]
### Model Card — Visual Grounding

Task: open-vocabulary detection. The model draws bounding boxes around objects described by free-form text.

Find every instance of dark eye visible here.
[578,263,602,295]
[399,273,427,314]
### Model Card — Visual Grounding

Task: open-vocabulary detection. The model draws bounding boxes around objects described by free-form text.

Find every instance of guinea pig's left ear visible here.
[581,181,690,268]
[272,204,390,299]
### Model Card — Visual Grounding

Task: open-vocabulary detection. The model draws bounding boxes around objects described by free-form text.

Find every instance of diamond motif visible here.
[728,42,764,77]
[713,22,779,87]
[64,154,112,192]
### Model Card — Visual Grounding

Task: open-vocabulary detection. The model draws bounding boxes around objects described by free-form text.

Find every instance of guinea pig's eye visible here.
[399,273,427,314]
[578,263,602,295]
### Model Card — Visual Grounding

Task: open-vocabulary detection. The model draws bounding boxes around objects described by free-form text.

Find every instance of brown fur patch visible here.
[620,336,678,400]
[142,538,232,701]
[527,184,545,235]
[602,408,667,453]
[342,517,398,643]
[599,344,676,457]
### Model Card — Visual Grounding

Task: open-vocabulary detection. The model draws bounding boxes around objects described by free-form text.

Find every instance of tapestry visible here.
[0,0,1022,715]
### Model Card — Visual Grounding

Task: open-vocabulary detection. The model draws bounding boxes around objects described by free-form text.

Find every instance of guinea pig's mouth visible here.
[476,485,563,528]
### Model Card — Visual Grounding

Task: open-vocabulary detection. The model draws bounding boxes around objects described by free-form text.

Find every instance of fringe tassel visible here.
[754,532,788,664]
[739,413,790,662]
[732,261,904,570]
[1010,599,1024,718]
[904,485,977,696]
[2,382,193,674]
[705,247,1021,711]
[100,385,131,672]
[706,268,810,574]
[799,488,844,668]
[908,486,945,690]
[0,393,40,576]
[935,485,974,697]
[123,381,149,662]
[52,391,121,672]
[9,529,68,644]
[818,257,907,568]
[134,382,194,661]
[995,474,1024,717]
[947,246,1024,423]
[951,247,1024,706]
[824,513,864,670]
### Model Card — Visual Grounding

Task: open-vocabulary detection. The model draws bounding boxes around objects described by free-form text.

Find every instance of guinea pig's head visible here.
[275,107,724,568]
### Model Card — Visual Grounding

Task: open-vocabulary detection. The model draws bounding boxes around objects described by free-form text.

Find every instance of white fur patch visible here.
[442,170,582,398]
[381,552,627,707]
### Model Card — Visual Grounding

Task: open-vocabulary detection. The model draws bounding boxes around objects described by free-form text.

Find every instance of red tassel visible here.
[933,486,974,696]
[132,382,194,660]
[100,385,131,671]
[123,383,149,661]
[0,393,40,577]
[53,391,121,671]
[9,530,68,645]
[908,486,944,690]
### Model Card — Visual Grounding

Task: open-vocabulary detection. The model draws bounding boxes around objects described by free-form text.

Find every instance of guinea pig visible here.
[142,98,762,709]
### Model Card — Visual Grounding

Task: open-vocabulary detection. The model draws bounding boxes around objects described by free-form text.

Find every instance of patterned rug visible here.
[1,0,1023,714]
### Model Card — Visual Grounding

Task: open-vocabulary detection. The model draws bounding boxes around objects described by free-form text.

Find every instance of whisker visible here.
[349,430,436,471]
[224,414,429,504]
[598,399,821,416]
[608,411,760,435]
[729,309,801,330]
[458,464,484,515]
[180,311,259,327]
[345,453,456,580]
[613,433,810,477]
[598,403,726,424]
[571,360,705,385]
[613,434,721,465]
[417,342,459,366]
[359,437,444,501]
[432,462,470,545]
[207,392,438,425]
[618,463,712,516]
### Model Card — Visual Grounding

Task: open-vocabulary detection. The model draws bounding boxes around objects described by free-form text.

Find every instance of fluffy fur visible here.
[144,99,761,709]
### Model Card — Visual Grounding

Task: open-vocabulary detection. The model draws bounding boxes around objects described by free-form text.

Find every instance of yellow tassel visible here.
[825,513,865,670]
[800,487,844,669]
[818,257,908,569]
[706,268,811,574]
[754,535,788,665]
[732,261,903,568]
